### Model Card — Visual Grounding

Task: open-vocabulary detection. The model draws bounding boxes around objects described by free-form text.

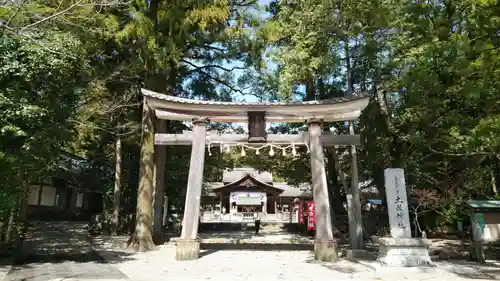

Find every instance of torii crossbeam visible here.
[155,131,361,146]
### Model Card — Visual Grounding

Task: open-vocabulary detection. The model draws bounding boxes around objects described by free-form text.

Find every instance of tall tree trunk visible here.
[326,148,347,214]
[128,98,156,252]
[112,136,122,235]
[18,180,30,228]
[5,207,15,243]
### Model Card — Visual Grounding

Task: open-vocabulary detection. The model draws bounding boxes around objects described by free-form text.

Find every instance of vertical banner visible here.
[299,200,304,224]
[307,200,316,230]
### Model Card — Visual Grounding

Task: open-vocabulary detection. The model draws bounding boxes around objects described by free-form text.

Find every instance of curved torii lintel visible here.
[142,88,370,123]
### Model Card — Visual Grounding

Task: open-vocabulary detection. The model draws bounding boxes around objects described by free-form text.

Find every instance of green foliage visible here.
[2,0,500,235]
[249,0,500,227]
[0,31,90,221]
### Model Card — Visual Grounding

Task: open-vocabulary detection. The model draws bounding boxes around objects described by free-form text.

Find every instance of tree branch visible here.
[182,59,247,75]
[20,0,83,32]
[428,147,494,157]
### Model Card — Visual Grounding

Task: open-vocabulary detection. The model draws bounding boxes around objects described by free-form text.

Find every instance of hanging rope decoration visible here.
[206,141,309,156]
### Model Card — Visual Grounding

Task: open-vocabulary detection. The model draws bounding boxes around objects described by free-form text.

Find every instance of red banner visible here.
[299,200,304,224]
[307,200,315,230]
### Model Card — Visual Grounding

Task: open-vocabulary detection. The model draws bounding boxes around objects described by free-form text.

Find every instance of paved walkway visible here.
[3,221,129,281]
[169,228,314,245]
[93,235,500,281]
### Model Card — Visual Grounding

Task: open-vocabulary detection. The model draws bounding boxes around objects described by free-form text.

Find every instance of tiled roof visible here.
[142,88,370,106]
[223,168,273,183]
[274,183,312,197]
[468,200,500,209]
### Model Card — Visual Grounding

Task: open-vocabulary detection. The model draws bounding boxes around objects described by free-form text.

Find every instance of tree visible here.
[0,30,90,232]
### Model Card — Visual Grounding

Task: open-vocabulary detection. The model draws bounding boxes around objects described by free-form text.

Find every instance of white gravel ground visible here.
[93,240,500,281]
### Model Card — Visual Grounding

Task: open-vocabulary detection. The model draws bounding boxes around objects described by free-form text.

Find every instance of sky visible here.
[225,0,274,103]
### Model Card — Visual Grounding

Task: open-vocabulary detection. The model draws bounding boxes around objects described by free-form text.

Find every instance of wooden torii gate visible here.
[137,88,369,261]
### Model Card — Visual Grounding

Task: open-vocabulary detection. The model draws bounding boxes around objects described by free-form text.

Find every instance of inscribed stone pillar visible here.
[308,119,338,262]
[384,168,411,238]
[379,169,432,266]
[348,121,364,249]
[152,120,167,239]
[175,118,209,261]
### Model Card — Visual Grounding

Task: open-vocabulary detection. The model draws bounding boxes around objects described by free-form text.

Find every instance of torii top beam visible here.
[142,89,370,123]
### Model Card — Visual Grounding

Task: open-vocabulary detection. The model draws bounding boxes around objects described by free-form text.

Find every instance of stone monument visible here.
[377,168,432,267]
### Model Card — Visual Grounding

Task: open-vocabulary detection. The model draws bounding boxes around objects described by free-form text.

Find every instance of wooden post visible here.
[175,118,209,260]
[219,194,223,213]
[112,136,122,235]
[308,119,338,262]
[153,120,167,240]
[349,120,364,250]
[162,195,169,226]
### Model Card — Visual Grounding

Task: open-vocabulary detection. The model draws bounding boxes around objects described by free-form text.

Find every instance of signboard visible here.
[384,168,411,238]
[235,197,261,205]
[299,200,304,224]
[230,192,265,206]
[472,213,492,241]
[307,200,315,230]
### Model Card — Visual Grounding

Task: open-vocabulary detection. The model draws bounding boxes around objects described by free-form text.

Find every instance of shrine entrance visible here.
[137,88,369,261]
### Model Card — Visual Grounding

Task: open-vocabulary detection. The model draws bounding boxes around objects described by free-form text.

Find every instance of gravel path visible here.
[93,236,500,281]
[4,221,128,281]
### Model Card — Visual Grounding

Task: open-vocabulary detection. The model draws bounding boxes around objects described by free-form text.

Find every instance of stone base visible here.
[175,239,200,261]
[346,249,374,260]
[314,239,338,262]
[377,237,432,267]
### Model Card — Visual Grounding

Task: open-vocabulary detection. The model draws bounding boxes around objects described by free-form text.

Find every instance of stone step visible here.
[169,236,314,245]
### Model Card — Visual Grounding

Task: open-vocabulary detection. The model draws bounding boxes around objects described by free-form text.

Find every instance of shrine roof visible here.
[142,88,370,123]
[468,200,500,209]
[211,174,282,193]
[222,168,272,183]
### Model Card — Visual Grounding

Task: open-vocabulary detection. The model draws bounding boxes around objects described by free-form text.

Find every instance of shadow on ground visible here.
[200,242,313,251]
[193,242,314,258]
[4,221,137,281]
[441,260,500,280]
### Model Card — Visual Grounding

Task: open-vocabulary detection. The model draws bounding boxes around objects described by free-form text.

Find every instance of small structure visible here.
[137,88,370,261]
[468,200,500,263]
[27,152,104,221]
[377,168,432,267]
[201,168,311,223]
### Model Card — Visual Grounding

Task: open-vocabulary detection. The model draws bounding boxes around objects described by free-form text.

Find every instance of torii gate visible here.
[138,88,369,261]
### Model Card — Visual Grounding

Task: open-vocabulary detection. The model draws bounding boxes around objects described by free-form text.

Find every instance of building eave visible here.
[210,174,285,193]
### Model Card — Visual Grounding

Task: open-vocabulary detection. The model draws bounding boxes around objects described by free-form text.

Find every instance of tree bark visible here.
[153,120,167,239]
[128,98,156,252]
[18,180,30,228]
[5,207,15,243]
[325,148,346,214]
[112,136,122,235]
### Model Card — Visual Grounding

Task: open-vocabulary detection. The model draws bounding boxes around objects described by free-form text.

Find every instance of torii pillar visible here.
[308,118,338,262]
[175,117,209,260]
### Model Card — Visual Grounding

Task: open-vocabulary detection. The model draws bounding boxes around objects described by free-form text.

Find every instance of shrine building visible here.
[201,168,312,223]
